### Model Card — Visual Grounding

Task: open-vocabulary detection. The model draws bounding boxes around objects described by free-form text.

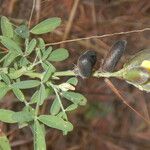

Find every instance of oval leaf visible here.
[62,91,87,106]
[30,17,61,34]
[30,91,39,104]
[37,84,47,106]
[15,24,29,39]
[65,104,78,112]
[11,80,40,89]
[48,48,69,62]
[0,133,11,150]
[33,120,46,150]
[0,36,23,55]
[12,88,26,102]
[39,115,73,132]
[50,97,61,115]
[26,38,37,55]
[12,111,34,123]
[0,109,17,123]
[0,83,10,100]
[0,73,11,85]
[3,52,19,67]
[42,66,53,82]
[42,46,52,61]
[67,77,78,86]
[1,16,13,38]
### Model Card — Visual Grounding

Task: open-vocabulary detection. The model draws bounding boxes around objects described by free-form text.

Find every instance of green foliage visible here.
[1,16,13,38]
[15,24,29,39]
[62,91,87,106]
[38,115,73,133]
[48,48,69,62]
[0,16,85,150]
[30,18,61,34]
[0,36,23,55]
[0,133,11,150]
[0,109,17,123]
[33,120,46,150]
[50,97,61,115]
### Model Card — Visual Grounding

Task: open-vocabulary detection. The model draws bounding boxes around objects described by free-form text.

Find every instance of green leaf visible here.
[36,48,42,60]
[62,91,87,106]
[42,46,52,61]
[42,66,53,82]
[0,73,11,85]
[12,110,34,123]
[0,83,10,100]
[0,109,17,123]
[25,38,37,55]
[11,80,40,89]
[19,57,30,67]
[38,38,45,52]
[13,31,24,46]
[30,91,39,104]
[9,67,26,79]
[30,17,61,34]
[67,77,78,86]
[0,36,23,55]
[37,84,47,106]
[30,87,53,104]
[0,133,11,150]
[39,115,73,132]
[3,52,19,67]
[1,16,13,38]
[12,88,26,102]
[65,104,78,111]
[50,97,61,115]
[42,61,56,72]
[124,49,150,69]
[33,120,46,150]
[15,24,29,39]
[48,48,69,62]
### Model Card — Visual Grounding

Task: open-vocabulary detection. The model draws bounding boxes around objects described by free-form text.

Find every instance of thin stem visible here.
[46,27,150,46]
[28,0,36,28]
[53,70,75,77]
[49,83,66,116]
[105,78,150,125]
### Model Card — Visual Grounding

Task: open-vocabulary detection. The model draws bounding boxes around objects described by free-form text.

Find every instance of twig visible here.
[46,27,150,46]
[104,78,150,125]
[28,0,36,28]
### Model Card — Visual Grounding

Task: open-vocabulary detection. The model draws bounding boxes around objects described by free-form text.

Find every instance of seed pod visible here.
[76,50,97,78]
[123,67,150,84]
[101,40,127,72]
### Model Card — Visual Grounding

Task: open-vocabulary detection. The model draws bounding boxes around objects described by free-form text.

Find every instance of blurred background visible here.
[0,0,150,149]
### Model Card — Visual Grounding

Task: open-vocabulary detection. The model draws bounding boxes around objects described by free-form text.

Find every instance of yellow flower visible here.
[141,60,150,71]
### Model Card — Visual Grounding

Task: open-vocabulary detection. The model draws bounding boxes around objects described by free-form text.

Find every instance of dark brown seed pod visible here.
[101,40,127,72]
[76,50,97,78]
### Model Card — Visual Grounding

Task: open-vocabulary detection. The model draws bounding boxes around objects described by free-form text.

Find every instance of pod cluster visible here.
[76,50,97,78]
[101,40,127,72]
[76,40,127,78]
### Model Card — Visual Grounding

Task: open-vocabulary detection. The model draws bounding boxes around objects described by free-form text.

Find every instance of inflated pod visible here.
[101,40,127,72]
[76,50,97,78]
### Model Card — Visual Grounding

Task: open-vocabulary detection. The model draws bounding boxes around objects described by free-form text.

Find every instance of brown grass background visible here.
[0,0,150,149]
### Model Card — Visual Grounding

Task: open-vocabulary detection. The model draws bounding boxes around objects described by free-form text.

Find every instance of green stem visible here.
[53,70,75,77]
[49,83,67,119]
[0,67,124,81]
[93,69,124,78]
